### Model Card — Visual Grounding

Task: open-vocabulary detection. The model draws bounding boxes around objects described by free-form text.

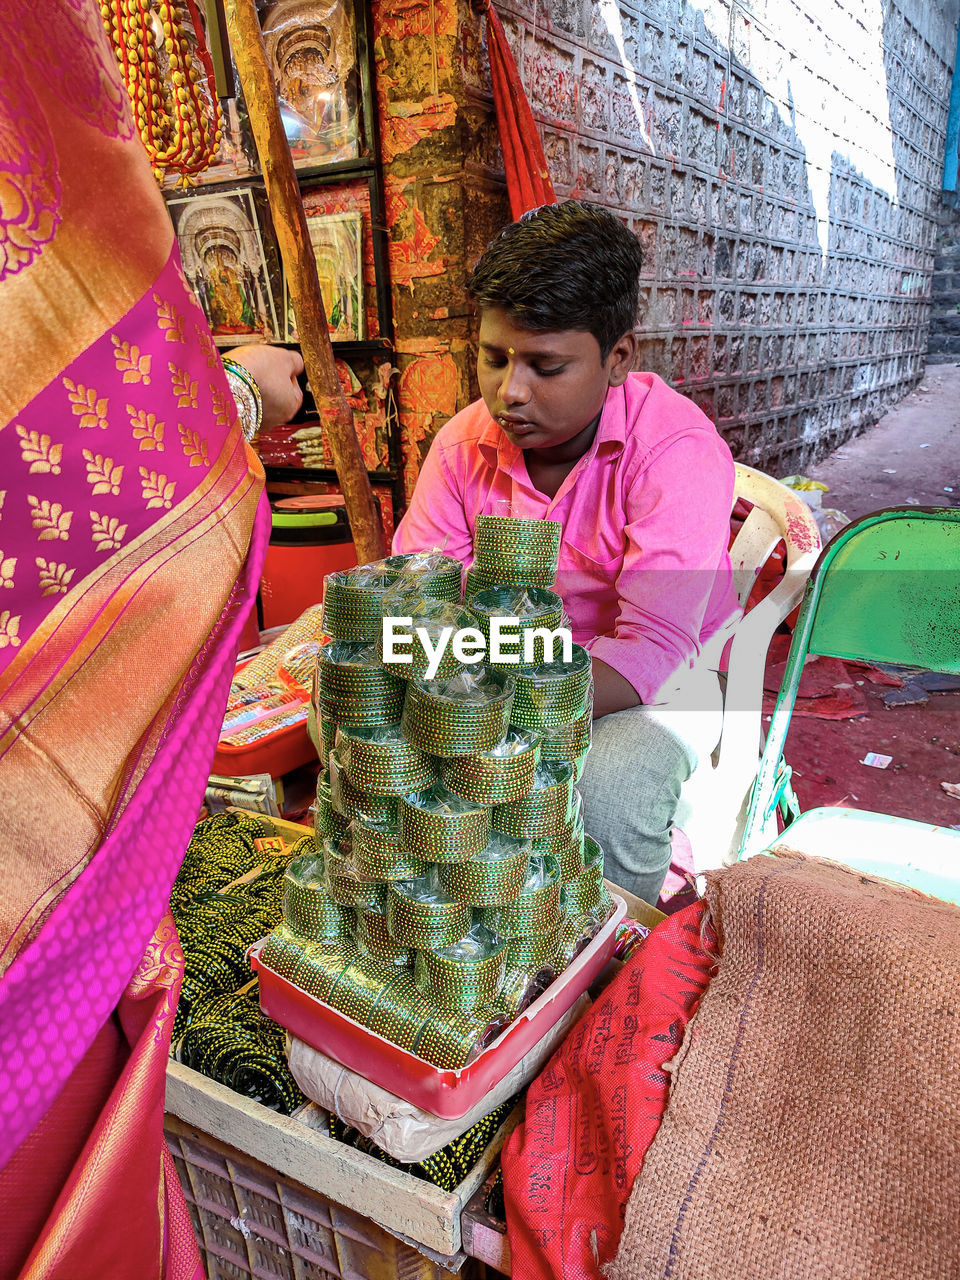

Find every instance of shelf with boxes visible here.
[162,0,404,532]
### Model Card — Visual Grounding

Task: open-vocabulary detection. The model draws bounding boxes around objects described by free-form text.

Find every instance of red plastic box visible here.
[252,894,626,1119]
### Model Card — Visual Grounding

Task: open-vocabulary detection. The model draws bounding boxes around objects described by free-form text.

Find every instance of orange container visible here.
[260,496,358,629]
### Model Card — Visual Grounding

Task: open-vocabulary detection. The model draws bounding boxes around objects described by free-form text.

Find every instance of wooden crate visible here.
[165,1060,519,1272]
[166,809,659,1277]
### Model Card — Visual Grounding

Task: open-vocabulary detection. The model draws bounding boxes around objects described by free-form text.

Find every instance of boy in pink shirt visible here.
[394,201,737,902]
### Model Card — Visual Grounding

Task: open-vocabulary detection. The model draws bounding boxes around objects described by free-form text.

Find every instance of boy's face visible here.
[477,307,634,453]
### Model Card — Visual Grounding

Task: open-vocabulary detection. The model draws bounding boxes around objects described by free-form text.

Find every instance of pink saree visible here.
[0,3,267,1275]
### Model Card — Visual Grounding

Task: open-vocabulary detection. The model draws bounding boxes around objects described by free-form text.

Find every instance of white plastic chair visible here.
[673,464,822,874]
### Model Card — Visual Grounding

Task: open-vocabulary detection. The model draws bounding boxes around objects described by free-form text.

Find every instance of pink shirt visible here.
[393,372,738,703]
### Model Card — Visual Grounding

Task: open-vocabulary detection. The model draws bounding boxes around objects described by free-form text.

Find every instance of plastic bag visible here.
[286,993,590,1160]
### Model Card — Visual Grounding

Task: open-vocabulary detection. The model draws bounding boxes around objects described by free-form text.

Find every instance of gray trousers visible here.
[578,674,723,904]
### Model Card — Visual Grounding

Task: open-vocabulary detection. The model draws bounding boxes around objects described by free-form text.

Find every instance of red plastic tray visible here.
[252,895,626,1118]
[212,701,314,780]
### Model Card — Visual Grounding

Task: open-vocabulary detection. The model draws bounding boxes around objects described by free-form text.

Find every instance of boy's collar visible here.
[478,382,628,465]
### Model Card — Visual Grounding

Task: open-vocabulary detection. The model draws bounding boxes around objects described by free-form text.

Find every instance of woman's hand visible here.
[223,345,305,429]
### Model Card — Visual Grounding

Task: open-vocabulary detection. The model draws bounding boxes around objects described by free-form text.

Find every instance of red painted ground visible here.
[781,364,960,831]
[781,686,960,828]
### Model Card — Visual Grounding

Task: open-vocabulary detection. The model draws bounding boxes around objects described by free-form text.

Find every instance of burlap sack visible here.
[608,851,960,1280]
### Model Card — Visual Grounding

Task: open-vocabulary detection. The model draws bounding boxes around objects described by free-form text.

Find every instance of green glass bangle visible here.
[413,933,508,1012]
[437,831,531,906]
[386,880,473,950]
[335,722,437,796]
[473,514,561,588]
[401,670,516,757]
[317,642,406,727]
[491,760,574,840]
[351,817,430,882]
[440,726,541,805]
[509,646,592,730]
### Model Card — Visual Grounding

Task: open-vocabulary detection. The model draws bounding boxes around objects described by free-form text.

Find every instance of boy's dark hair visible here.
[466,201,644,359]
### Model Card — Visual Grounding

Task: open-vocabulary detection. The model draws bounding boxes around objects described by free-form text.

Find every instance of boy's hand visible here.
[591,657,641,719]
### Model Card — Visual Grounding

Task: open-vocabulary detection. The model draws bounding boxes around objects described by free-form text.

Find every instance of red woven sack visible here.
[501,902,715,1278]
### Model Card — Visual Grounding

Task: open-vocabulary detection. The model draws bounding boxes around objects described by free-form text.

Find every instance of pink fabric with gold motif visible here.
[1,3,268,1275]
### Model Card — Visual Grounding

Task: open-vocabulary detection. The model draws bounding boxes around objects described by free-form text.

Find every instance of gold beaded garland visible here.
[98,0,223,182]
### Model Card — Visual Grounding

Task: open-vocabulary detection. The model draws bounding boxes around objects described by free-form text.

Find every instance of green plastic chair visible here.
[739,505,960,904]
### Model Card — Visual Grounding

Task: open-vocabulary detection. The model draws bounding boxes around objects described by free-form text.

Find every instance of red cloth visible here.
[501,901,715,1278]
[480,0,557,217]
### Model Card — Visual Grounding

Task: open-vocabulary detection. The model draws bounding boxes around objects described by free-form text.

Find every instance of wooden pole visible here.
[225,0,386,564]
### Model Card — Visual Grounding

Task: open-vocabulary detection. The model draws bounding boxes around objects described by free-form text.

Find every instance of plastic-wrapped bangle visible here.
[317,642,406,727]
[319,712,338,769]
[537,706,593,778]
[381,553,463,603]
[321,555,462,642]
[537,820,586,883]
[366,974,439,1053]
[437,831,530,906]
[283,875,351,943]
[560,874,604,918]
[506,921,562,969]
[555,912,600,972]
[376,597,475,683]
[509,646,592,730]
[491,760,574,840]
[328,749,400,825]
[582,833,604,883]
[440,726,541,806]
[482,852,562,936]
[321,569,404,643]
[463,566,500,601]
[325,954,407,1024]
[491,963,556,1017]
[401,671,516,757]
[558,839,586,883]
[355,906,413,966]
[412,1007,507,1070]
[467,587,565,670]
[413,931,508,1012]
[473,514,561,588]
[386,880,473,950]
[290,942,359,1001]
[399,782,491,864]
[314,771,351,844]
[335,722,437,796]
[258,926,308,981]
[351,817,430,882]
[322,838,387,910]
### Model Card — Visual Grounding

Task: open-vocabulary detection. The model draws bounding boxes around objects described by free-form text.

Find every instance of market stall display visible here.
[168,518,636,1277]
[254,524,620,1095]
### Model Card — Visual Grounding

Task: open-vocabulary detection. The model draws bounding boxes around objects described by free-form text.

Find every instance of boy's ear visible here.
[606,331,638,386]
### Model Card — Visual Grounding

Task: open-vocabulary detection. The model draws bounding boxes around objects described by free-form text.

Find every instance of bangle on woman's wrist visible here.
[222,357,263,445]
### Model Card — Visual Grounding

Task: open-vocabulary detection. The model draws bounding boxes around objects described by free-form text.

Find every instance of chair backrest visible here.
[729,464,821,609]
[799,506,960,673]
[740,505,960,858]
[676,466,821,873]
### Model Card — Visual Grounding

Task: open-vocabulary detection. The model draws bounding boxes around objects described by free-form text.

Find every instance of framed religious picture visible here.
[284,209,364,343]
[167,187,281,345]
[259,0,365,172]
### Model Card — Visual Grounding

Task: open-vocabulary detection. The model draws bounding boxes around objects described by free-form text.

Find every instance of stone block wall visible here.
[929,202,960,362]
[452,0,959,472]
